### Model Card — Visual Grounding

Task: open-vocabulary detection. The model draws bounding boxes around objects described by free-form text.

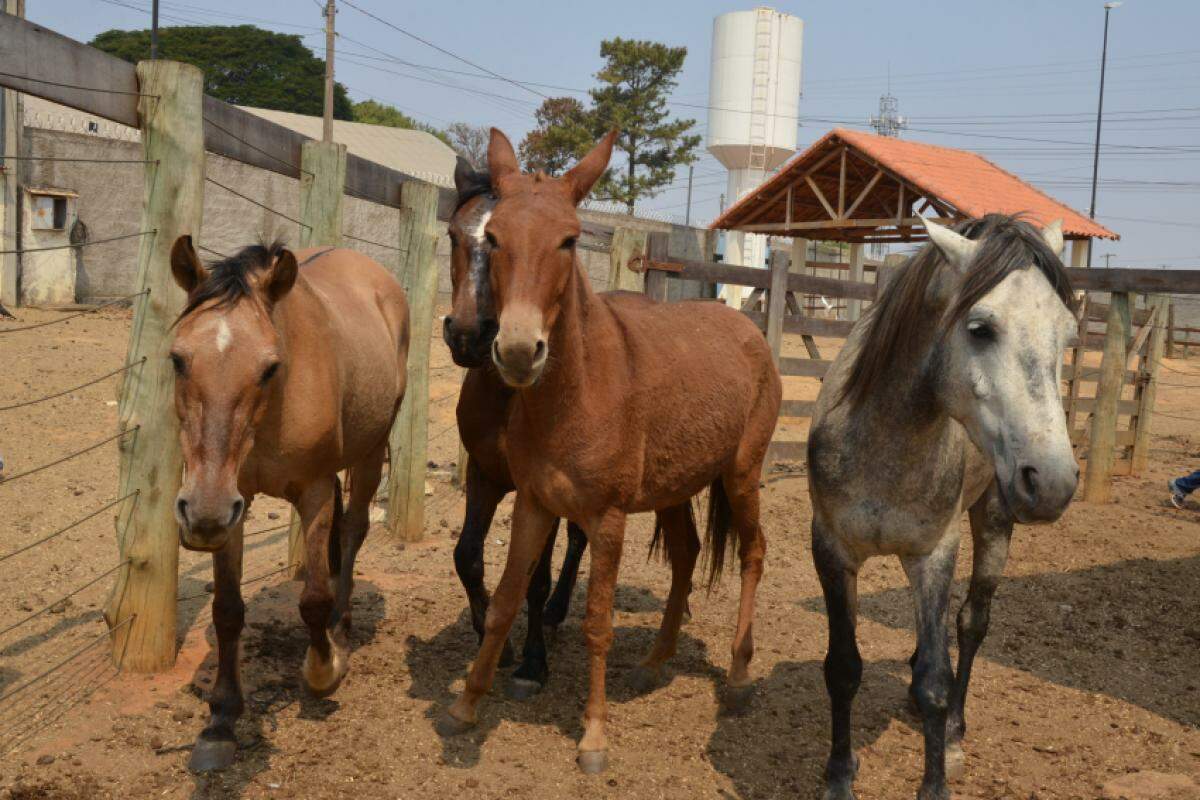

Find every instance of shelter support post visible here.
[107,60,206,671]
[1083,292,1131,503]
[765,249,788,363]
[386,180,439,541]
[846,243,864,321]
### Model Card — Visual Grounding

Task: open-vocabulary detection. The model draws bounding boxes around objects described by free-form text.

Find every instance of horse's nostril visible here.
[229,498,244,527]
[534,340,546,360]
[491,338,503,366]
[1020,465,1039,500]
[176,497,189,524]
[480,318,499,341]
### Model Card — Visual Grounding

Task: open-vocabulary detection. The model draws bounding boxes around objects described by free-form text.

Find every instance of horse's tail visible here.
[327,473,345,576]
[703,478,735,590]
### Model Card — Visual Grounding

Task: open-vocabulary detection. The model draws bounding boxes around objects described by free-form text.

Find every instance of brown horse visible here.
[438,130,782,773]
[444,158,699,697]
[167,238,408,772]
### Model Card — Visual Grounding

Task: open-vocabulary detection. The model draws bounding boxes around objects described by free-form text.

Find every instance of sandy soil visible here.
[1,305,1198,799]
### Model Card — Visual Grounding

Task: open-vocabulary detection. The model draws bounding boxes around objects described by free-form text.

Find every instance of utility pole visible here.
[684,164,694,226]
[1088,1,1120,267]
[150,0,159,59]
[322,0,335,143]
[1102,253,1115,268]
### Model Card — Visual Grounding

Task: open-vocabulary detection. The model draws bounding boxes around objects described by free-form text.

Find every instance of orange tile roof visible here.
[711,128,1118,241]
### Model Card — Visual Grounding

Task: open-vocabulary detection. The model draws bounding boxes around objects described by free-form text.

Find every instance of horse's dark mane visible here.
[454,166,493,212]
[841,213,1076,409]
[177,239,287,322]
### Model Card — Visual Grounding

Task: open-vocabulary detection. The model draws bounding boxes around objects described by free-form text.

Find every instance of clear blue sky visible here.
[38,0,1200,267]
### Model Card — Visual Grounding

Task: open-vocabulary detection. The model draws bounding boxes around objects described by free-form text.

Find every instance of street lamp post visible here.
[1088,1,1120,267]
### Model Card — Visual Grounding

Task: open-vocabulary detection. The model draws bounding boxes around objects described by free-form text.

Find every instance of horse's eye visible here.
[485,231,498,248]
[260,362,280,384]
[169,353,186,377]
[967,321,995,342]
[561,236,577,251]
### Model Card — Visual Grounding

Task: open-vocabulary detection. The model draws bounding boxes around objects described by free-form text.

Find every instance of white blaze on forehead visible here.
[215,319,232,353]
[466,209,492,243]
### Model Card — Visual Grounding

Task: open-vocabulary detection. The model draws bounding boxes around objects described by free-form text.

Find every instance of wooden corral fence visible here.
[0,16,460,674]
[625,229,1198,505]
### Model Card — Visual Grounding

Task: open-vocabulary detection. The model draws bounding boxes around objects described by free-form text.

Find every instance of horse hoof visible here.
[187,736,237,773]
[302,644,347,698]
[505,677,543,701]
[723,683,755,714]
[945,742,965,782]
[628,665,660,695]
[821,785,857,800]
[577,750,608,774]
[434,711,476,738]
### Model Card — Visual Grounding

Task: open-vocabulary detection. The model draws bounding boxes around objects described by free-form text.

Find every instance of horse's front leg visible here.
[901,530,960,800]
[188,520,246,772]
[440,490,556,733]
[946,483,1013,777]
[508,519,559,699]
[453,459,515,665]
[577,507,626,774]
[296,477,346,697]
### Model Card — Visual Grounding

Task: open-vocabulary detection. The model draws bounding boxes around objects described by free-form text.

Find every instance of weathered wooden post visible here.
[608,226,647,292]
[1165,299,1176,359]
[846,242,865,321]
[1131,295,1167,474]
[1065,294,1091,436]
[285,139,348,578]
[386,179,439,541]
[106,60,205,671]
[644,232,669,302]
[765,249,788,363]
[1083,292,1131,503]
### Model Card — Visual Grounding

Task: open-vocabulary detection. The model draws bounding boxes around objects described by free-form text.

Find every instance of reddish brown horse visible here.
[168,238,408,771]
[438,130,782,773]
[444,157,698,697]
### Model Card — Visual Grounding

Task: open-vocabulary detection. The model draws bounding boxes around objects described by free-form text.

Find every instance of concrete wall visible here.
[19,127,712,304]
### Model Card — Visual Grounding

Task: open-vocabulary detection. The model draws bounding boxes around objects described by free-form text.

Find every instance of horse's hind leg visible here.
[945,483,1012,779]
[813,522,862,800]
[901,531,960,800]
[508,519,559,699]
[331,444,386,646]
[453,459,515,666]
[543,521,587,629]
[297,477,346,697]
[724,476,766,711]
[629,503,700,694]
[188,519,246,772]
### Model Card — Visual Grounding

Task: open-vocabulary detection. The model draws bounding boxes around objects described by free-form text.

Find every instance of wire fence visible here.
[0,289,148,334]
[205,177,311,230]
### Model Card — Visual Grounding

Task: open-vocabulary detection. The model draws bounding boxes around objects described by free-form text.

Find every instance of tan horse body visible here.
[168,239,408,771]
[440,130,781,772]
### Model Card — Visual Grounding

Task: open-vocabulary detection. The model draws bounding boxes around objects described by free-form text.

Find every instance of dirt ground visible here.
[1,304,1199,800]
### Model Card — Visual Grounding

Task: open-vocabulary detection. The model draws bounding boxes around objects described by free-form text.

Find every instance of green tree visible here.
[90,25,354,120]
[589,38,700,214]
[350,100,451,146]
[519,97,597,175]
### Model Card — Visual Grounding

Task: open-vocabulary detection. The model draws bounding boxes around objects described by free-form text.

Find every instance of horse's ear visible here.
[487,128,520,189]
[564,130,617,205]
[923,219,979,273]
[265,248,298,303]
[170,235,205,294]
[1042,219,1065,258]
[454,155,479,196]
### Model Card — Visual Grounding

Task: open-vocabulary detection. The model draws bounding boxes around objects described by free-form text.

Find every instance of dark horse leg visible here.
[453,459,515,666]
[188,517,246,772]
[298,476,348,697]
[331,443,386,649]
[901,532,959,800]
[507,520,560,699]
[629,503,700,694]
[543,521,587,629]
[813,523,862,800]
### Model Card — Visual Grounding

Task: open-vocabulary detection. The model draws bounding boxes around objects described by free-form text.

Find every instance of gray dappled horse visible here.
[809,215,1079,800]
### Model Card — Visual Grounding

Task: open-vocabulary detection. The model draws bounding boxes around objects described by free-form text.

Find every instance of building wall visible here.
[20,128,711,304]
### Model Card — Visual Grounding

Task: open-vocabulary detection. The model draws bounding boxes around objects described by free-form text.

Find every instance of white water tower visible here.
[707,7,803,302]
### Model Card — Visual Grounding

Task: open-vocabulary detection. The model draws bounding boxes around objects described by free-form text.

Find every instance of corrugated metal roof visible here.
[711,128,1118,241]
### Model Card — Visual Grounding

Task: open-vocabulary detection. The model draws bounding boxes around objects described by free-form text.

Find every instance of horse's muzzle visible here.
[443,316,498,369]
[175,492,244,551]
[1004,461,1078,523]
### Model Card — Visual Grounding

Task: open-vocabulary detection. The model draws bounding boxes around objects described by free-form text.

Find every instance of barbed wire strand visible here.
[0,155,157,164]
[0,289,148,334]
[205,177,311,229]
[0,616,135,706]
[0,357,145,412]
[197,244,228,259]
[202,115,312,177]
[0,427,138,487]
[178,561,300,602]
[0,230,154,256]
[0,70,156,97]
[0,491,138,563]
[343,232,406,252]
[0,560,130,639]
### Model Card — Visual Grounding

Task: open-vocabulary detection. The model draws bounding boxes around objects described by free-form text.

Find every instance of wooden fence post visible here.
[644,232,669,302]
[765,249,788,363]
[386,179,439,541]
[284,140,348,578]
[1165,299,1175,359]
[1130,295,1166,474]
[1065,293,1090,437]
[609,226,646,292]
[846,242,865,321]
[1083,292,1131,503]
[106,60,205,671]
